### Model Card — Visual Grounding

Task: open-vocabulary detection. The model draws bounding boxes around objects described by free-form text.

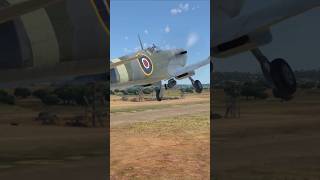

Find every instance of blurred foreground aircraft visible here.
[110,36,209,101]
[213,0,320,100]
[0,0,108,86]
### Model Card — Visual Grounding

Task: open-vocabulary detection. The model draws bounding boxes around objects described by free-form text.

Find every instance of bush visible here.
[143,88,153,94]
[126,87,139,95]
[54,86,75,104]
[41,94,60,105]
[181,87,194,93]
[0,89,15,105]
[299,81,316,89]
[33,89,50,99]
[14,87,31,98]
[241,81,268,100]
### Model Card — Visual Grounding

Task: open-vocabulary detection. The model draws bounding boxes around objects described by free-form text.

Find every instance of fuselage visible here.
[0,0,108,84]
[110,47,187,90]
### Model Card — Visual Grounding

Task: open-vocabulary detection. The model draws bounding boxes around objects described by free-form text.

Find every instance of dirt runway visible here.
[111,103,209,126]
[214,90,320,180]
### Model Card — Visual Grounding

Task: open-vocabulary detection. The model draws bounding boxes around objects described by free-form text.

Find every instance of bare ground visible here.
[213,90,320,180]
[111,103,209,126]
[0,125,107,180]
[111,93,210,179]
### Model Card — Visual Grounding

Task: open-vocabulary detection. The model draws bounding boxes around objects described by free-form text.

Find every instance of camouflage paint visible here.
[0,0,109,83]
[111,48,187,90]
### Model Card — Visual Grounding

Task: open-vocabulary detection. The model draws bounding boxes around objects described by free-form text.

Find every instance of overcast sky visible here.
[215,1,320,72]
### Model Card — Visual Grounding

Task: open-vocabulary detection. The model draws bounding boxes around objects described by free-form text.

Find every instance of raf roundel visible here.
[138,55,153,76]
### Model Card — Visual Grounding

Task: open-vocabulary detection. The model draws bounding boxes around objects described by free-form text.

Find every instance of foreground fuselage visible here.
[0,0,108,84]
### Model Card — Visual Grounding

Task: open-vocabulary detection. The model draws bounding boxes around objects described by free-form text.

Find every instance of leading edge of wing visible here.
[214,0,320,46]
[171,57,210,78]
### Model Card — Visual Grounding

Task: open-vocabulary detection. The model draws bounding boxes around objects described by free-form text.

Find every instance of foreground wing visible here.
[215,0,320,46]
[0,0,64,24]
[215,0,246,17]
[170,57,210,78]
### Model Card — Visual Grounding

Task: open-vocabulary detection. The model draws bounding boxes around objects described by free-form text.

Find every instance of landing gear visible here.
[251,49,296,100]
[189,77,203,93]
[154,81,164,101]
[165,79,177,89]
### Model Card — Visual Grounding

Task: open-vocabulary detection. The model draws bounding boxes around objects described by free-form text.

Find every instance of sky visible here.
[110,0,210,84]
[215,0,320,72]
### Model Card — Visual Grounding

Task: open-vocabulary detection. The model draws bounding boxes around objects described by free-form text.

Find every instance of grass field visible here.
[111,91,210,179]
[0,98,107,180]
[213,89,320,180]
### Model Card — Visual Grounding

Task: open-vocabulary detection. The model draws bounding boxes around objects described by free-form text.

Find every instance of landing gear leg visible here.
[251,48,296,100]
[154,81,164,101]
[189,77,203,93]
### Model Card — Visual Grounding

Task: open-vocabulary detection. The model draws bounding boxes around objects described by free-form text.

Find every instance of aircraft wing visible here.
[215,0,246,18]
[0,0,64,24]
[170,57,210,78]
[214,0,320,46]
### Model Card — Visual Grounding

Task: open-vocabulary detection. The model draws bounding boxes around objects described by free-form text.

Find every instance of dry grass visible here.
[213,89,320,180]
[111,114,210,179]
[111,92,210,180]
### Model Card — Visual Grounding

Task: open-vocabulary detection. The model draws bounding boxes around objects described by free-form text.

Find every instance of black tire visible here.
[155,88,162,101]
[193,80,203,93]
[270,58,296,99]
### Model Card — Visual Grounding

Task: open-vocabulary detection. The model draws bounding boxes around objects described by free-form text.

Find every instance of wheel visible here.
[270,58,296,99]
[167,79,177,89]
[155,88,162,101]
[193,80,203,93]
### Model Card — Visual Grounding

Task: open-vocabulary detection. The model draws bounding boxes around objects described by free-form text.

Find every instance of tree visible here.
[33,89,50,99]
[0,89,15,105]
[299,81,316,89]
[240,81,268,100]
[40,94,60,105]
[54,86,75,104]
[143,88,153,94]
[14,87,31,98]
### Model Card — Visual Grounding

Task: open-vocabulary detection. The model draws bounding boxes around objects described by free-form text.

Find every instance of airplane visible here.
[0,0,108,86]
[212,0,320,100]
[110,36,209,101]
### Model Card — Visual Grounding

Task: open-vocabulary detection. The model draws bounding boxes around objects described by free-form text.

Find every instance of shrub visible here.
[33,89,50,99]
[41,94,60,105]
[0,89,15,105]
[14,87,31,98]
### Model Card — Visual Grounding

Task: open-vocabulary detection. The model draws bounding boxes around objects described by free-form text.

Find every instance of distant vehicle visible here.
[213,0,320,100]
[111,36,209,101]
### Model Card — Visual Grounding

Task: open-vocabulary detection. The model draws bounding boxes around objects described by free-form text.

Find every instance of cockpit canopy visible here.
[146,44,161,54]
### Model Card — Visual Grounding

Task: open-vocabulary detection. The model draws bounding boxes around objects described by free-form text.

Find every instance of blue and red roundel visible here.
[138,55,153,76]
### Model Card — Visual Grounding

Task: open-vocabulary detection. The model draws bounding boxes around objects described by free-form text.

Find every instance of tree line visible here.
[0,84,108,106]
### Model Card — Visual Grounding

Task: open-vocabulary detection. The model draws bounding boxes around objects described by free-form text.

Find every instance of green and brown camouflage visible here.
[0,0,109,84]
[111,46,188,90]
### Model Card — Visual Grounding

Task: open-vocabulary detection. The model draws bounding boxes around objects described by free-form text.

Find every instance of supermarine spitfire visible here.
[111,36,209,101]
